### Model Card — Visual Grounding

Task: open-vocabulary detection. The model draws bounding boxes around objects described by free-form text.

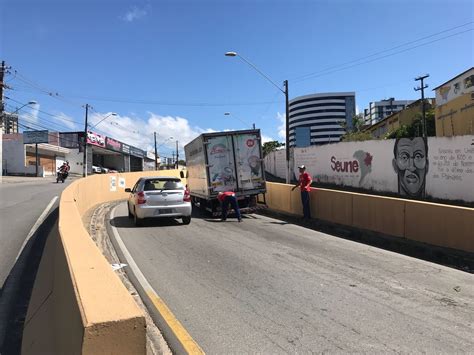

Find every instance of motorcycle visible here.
[56,171,68,183]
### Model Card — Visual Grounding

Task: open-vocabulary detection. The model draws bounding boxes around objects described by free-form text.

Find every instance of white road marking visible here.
[14,196,58,262]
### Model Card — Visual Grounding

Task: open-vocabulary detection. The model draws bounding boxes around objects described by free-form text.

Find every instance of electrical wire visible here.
[293,27,473,83]
[5,97,84,125]
[292,22,473,82]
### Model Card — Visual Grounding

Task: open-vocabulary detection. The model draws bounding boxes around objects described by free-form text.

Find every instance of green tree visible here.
[262,141,285,157]
[385,108,435,139]
[340,113,373,142]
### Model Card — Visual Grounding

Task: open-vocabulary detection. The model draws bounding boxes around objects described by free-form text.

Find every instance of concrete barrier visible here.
[22,170,184,354]
[265,183,474,254]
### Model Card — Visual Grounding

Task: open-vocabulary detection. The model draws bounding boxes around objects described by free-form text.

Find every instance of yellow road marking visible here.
[146,289,205,355]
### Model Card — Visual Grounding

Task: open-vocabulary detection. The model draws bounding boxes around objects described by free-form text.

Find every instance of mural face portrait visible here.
[392,137,428,197]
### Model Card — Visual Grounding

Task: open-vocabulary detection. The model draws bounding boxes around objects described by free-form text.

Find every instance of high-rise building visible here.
[1,112,19,134]
[289,92,355,147]
[363,98,415,125]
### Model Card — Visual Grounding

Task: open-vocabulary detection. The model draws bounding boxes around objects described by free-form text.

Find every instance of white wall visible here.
[3,139,27,174]
[264,149,286,179]
[65,148,84,175]
[266,135,474,203]
[2,138,45,176]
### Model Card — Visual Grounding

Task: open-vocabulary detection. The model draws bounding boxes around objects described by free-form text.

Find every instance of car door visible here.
[128,180,140,211]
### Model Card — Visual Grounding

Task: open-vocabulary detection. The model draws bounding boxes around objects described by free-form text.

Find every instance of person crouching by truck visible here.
[292,165,312,220]
[217,191,242,222]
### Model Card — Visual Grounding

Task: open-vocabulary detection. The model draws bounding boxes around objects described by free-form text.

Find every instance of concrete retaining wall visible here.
[265,183,474,253]
[22,170,183,354]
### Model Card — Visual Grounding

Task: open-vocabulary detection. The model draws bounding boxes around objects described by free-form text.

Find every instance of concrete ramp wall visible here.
[22,171,183,354]
[265,183,474,254]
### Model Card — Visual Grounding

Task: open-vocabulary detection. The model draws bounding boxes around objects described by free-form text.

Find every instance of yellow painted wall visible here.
[22,170,185,355]
[436,93,474,136]
[367,100,434,138]
[265,183,474,253]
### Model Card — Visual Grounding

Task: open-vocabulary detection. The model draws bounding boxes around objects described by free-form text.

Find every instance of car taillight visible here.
[137,191,147,204]
[183,189,191,202]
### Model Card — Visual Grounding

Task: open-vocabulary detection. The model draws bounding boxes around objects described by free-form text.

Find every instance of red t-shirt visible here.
[299,172,312,192]
[217,191,235,202]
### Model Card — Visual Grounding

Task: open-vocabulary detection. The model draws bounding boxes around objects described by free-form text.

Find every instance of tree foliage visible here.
[385,108,435,139]
[340,113,373,142]
[262,141,285,157]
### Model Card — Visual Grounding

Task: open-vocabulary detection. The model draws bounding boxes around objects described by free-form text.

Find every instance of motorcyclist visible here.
[57,161,70,182]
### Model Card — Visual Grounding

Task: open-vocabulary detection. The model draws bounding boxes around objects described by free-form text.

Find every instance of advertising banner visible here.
[206,135,237,192]
[130,146,145,158]
[106,137,122,152]
[122,143,131,155]
[233,133,264,190]
[87,131,106,148]
[23,130,49,144]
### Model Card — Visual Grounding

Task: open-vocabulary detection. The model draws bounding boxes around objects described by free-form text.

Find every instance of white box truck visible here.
[184,129,266,214]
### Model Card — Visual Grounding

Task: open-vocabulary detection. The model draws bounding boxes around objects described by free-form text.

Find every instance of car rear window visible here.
[143,179,184,191]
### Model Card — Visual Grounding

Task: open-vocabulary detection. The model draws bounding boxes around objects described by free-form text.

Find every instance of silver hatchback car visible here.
[125,176,192,226]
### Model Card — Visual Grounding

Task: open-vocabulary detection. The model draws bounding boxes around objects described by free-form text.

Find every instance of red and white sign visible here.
[87,131,106,148]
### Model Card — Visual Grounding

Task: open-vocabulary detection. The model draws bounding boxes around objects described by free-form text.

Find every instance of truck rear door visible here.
[233,133,265,191]
[205,135,238,192]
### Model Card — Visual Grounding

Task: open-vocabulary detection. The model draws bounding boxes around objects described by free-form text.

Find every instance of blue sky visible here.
[2,0,473,158]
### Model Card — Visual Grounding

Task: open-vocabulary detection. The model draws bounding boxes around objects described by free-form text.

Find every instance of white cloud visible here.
[89,112,213,158]
[54,112,77,130]
[122,6,148,22]
[276,112,286,140]
[20,103,40,124]
[261,135,274,144]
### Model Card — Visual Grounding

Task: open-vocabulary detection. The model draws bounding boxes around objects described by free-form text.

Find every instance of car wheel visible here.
[182,216,191,225]
[128,205,133,219]
[134,209,143,227]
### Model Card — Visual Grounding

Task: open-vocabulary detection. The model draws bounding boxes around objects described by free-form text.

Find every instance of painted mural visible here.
[392,137,428,198]
[264,135,474,203]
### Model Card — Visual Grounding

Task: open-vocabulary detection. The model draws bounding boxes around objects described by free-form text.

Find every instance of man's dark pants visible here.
[221,195,241,220]
[301,190,311,219]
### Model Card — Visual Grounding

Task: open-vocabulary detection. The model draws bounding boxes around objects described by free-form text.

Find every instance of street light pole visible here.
[225,51,291,183]
[154,132,158,170]
[224,112,255,129]
[284,80,290,183]
[82,104,90,177]
[89,112,117,130]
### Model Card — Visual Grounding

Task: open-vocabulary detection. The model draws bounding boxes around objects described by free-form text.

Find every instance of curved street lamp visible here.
[89,112,117,129]
[224,112,255,129]
[225,51,290,183]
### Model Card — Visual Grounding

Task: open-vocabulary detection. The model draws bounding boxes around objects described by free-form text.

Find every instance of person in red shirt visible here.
[217,191,242,222]
[292,165,312,220]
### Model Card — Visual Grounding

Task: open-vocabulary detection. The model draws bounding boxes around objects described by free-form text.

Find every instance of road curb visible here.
[107,203,205,355]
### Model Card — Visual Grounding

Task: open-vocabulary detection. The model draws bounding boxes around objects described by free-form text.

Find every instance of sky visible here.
[1,0,473,159]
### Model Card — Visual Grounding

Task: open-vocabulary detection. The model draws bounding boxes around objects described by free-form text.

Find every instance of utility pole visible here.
[154,132,158,170]
[414,74,429,138]
[0,61,5,115]
[82,104,90,177]
[172,152,175,169]
[175,140,179,168]
[284,80,290,184]
[0,61,6,137]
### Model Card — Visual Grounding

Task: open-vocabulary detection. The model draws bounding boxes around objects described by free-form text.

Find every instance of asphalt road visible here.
[111,202,474,353]
[0,176,69,287]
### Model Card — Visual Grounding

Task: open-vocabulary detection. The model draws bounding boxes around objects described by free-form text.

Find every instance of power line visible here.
[293,25,473,83]
[5,96,83,125]
[9,67,280,107]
